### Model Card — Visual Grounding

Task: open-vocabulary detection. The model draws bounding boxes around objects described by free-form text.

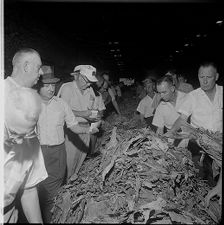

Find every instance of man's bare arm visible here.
[21,187,43,223]
[164,114,189,137]
[156,127,164,136]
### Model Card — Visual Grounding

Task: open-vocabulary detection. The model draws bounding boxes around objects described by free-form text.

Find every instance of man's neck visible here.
[147,91,154,98]
[11,73,28,87]
[169,91,177,106]
[75,80,88,95]
[203,85,216,102]
[41,97,53,105]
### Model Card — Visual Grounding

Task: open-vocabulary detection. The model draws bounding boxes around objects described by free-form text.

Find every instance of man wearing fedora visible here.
[36,65,99,223]
[3,48,48,223]
[57,65,105,180]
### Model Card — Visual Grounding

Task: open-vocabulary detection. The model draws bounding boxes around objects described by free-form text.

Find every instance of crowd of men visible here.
[3,48,222,223]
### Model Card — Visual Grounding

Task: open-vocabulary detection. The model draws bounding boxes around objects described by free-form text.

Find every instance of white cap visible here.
[70,65,98,82]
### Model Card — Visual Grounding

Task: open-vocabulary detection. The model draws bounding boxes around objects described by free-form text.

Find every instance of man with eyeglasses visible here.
[57,65,105,180]
[3,48,47,223]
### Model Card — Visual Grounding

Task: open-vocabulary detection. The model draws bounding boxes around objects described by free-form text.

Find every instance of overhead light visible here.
[196,34,201,38]
[110,49,115,52]
[175,50,179,53]
[114,42,119,44]
[184,43,189,47]
[216,20,223,25]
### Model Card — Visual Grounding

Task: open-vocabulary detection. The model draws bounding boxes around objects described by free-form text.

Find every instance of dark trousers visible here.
[38,143,67,223]
[188,140,215,186]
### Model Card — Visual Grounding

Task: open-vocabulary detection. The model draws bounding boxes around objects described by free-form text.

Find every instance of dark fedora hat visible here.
[41,65,60,84]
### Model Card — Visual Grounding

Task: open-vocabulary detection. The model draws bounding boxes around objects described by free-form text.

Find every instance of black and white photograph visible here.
[2,0,223,224]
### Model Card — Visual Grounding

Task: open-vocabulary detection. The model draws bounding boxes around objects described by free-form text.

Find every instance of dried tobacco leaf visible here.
[51,91,220,224]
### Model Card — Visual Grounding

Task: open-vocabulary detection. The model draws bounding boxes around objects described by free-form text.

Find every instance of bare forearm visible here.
[139,114,145,123]
[156,127,164,136]
[170,114,188,132]
[112,100,121,115]
[72,110,89,118]
[21,187,43,223]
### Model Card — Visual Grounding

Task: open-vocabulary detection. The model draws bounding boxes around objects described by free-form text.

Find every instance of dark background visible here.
[4,0,224,87]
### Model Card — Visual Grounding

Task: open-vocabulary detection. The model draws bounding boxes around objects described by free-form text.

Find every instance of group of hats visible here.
[41,65,97,84]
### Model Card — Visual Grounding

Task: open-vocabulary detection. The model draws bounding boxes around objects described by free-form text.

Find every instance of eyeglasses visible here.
[5,123,37,145]
[80,74,90,84]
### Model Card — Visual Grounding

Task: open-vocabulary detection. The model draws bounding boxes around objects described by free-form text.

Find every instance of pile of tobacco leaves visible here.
[51,90,222,224]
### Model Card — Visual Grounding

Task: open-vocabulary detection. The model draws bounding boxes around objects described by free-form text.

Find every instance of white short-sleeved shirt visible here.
[57,81,105,122]
[137,95,154,118]
[152,91,186,129]
[37,96,79,145]
[178,85,223,132]
[3,77,48,223]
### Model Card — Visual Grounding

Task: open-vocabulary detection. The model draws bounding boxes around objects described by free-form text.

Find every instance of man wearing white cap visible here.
[57,65,105,180]
[3,48,47,224]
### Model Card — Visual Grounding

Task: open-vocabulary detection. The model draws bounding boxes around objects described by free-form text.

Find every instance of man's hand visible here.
[163,130,176,138]
[89,127,99,134]
[86,110,102,122]
[21,187,43,223]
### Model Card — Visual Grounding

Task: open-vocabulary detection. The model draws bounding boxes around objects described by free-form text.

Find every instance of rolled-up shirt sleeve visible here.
[177,93,193,117]
[137,99,145,115]
[152,104,164,128]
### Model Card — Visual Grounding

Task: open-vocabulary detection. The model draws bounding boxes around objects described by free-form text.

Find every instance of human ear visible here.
[215,73,219,81]
[23,61,29,73]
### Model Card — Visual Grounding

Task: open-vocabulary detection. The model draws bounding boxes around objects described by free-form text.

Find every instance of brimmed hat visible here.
[70,65,98,82]
[41,65,60,84]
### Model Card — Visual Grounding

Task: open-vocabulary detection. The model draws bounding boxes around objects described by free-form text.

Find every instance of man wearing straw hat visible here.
[36,65,99,223]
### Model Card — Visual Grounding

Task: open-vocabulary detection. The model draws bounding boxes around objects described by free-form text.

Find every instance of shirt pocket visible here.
[50,110,64,127]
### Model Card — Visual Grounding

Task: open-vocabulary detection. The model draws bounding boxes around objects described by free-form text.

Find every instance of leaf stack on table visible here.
[51,90,222,224]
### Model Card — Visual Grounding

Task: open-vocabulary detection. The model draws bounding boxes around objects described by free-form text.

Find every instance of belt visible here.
[41,142,64,148]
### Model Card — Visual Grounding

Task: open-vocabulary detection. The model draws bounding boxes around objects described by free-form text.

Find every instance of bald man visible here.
[9,48,43,88]
[3,48,47,223]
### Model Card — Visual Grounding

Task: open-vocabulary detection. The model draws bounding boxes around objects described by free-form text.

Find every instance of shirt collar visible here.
[41,96,58,106]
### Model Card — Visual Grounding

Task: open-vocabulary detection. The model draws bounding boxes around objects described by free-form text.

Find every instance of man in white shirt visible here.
[136,77,156,131]
[3,48,47,224]
[166,62,222,201]
[57,65,104,180]
[152,75,186,136]
[4,48,48,223]
[36,66,98,223]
